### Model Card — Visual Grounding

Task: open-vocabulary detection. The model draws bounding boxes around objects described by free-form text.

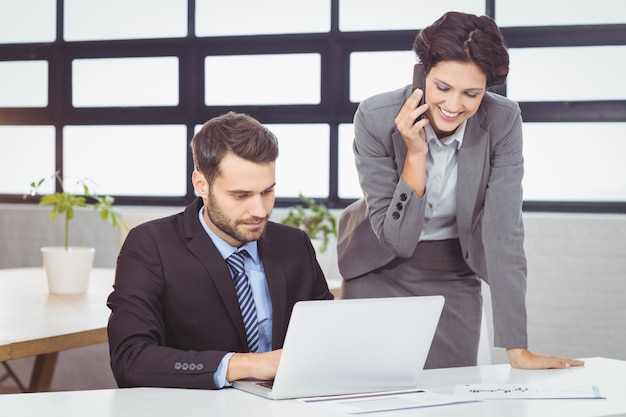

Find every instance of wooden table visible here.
[0,267,114,392]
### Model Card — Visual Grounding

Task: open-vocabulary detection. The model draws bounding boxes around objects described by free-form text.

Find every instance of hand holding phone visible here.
[412,64,427,122]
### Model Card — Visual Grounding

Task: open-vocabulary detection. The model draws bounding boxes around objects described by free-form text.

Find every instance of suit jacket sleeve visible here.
[454,93,527,349]
[352,87,427,258]
[475,96,528,349]
[337,86,428,279]
[107,200,332,390]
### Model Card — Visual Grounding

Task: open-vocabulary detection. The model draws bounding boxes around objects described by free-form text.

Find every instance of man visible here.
[107,112,333,390]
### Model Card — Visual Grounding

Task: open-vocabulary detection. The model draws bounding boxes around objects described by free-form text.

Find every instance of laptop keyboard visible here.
[256,381,274,389]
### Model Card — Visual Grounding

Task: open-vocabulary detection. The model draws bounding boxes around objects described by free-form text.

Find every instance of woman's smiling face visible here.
[424,60,487,138]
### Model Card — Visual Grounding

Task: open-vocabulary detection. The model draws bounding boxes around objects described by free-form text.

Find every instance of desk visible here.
[0,267,114,392]
[0,357,624,416]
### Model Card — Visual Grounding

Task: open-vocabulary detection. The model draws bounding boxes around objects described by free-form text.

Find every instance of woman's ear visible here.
[192,170,209,197]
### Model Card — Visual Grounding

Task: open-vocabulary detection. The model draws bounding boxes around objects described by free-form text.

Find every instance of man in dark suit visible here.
[107,112,333,390]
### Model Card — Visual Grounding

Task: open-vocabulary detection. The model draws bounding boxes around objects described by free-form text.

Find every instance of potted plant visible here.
[281,194,337,253]
[25,171,125,294]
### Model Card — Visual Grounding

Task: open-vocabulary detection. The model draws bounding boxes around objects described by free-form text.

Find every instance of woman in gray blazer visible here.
[337,11,583,370]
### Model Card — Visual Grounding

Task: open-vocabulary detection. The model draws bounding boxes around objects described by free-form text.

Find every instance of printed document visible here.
[298,389,476,414]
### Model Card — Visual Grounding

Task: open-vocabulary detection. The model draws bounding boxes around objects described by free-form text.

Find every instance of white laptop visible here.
[232,295,444,400]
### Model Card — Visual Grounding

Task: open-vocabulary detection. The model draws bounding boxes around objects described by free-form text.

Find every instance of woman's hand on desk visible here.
[226,349,282,382]
[507,348,585,369]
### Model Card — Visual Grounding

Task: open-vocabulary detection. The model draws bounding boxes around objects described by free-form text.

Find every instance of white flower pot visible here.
[41,246,95,294]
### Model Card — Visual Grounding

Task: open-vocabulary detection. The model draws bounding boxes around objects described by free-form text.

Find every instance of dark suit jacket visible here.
[107,198,333,389]
[337,85,527,349]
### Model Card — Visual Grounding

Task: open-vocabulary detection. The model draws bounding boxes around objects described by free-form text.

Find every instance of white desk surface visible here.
[0,357,624,417]
[0,267,115,391]
[0,267,114,354]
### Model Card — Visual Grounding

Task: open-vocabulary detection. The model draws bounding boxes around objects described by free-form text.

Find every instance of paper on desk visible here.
[298,389,477,414]
[454,384,605,400]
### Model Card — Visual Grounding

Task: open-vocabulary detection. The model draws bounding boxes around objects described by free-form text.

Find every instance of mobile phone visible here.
[412,63,426,121]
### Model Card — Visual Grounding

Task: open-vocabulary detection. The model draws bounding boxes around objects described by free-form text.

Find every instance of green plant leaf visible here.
[280,193,337,253]
[25,172,127,249]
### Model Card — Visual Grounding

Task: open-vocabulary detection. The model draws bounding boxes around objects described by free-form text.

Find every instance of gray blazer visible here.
[337,85,528,348]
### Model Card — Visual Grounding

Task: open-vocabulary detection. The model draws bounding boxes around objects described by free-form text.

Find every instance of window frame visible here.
[1,0,625,212]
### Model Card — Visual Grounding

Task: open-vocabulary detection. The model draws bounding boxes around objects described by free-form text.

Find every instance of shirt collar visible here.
[198,206,260,265]
[424,120,467,149]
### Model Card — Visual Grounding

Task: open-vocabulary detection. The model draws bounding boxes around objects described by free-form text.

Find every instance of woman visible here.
[337,11,583,370]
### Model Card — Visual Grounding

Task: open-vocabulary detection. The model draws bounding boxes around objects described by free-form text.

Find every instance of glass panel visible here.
[63,125,187,196]
[0,61,48,107]
[522,122,626,201]
[0,0,56,43]
[64,0,187,41]
[350,51,415,103]
[195,122,330,198]
[195,0,330,36]
[340,121,626,202]
[508,46,626,102]
[339,0,484,31]
[205,54,320,105]
[72,57,179,107]
[267,124,329,198]
[0,126,56,194]
[338,123,362,199]
[496,0,626,26]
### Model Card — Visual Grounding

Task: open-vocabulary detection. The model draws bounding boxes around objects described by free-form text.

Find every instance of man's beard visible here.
[205,192,268,244]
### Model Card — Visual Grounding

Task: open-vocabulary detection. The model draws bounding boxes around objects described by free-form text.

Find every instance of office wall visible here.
[522,213,625,362]
[1,205,625,391]
[481,212,626,364]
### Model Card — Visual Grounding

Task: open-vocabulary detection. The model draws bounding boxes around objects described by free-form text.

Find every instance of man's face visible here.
[196,153,276,248]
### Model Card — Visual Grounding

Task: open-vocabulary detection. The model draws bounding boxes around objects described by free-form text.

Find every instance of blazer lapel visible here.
[183,199,249,348]
[456,107,489,242]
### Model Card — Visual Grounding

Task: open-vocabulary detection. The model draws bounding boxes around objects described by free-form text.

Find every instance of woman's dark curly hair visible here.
[413,11,509,88]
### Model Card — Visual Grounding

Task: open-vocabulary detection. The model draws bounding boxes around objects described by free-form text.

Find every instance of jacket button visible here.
[396,202,403,211]
[174,362,182,370]
[392,211,400,220]
[400,193,407,201]
[197,363,204,371]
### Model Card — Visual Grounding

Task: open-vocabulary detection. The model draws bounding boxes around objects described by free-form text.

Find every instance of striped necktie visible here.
[226,250,259,352]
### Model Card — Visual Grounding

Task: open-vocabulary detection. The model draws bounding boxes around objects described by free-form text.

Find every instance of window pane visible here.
[338,123,361,199]
[72,57,179,107]
[340,122,626,202]
[0,61,48,107]
[64,0,187,41]
[0,0,56,43]
[339,0,484,31]
[0,126,56,194]
[523,123,626,202]
[196,0,330,36]
[496,0,626,26]
[195,122,330,199]
[205,54,320,105]
[339,122,626,202]
[63,125,187,196]
[268,124,329,198]
[508,46,626,102]
[350,51,415,103]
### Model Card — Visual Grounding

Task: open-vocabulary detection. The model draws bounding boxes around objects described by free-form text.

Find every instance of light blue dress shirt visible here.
[197,207,273,387]
[420,121,467,241]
